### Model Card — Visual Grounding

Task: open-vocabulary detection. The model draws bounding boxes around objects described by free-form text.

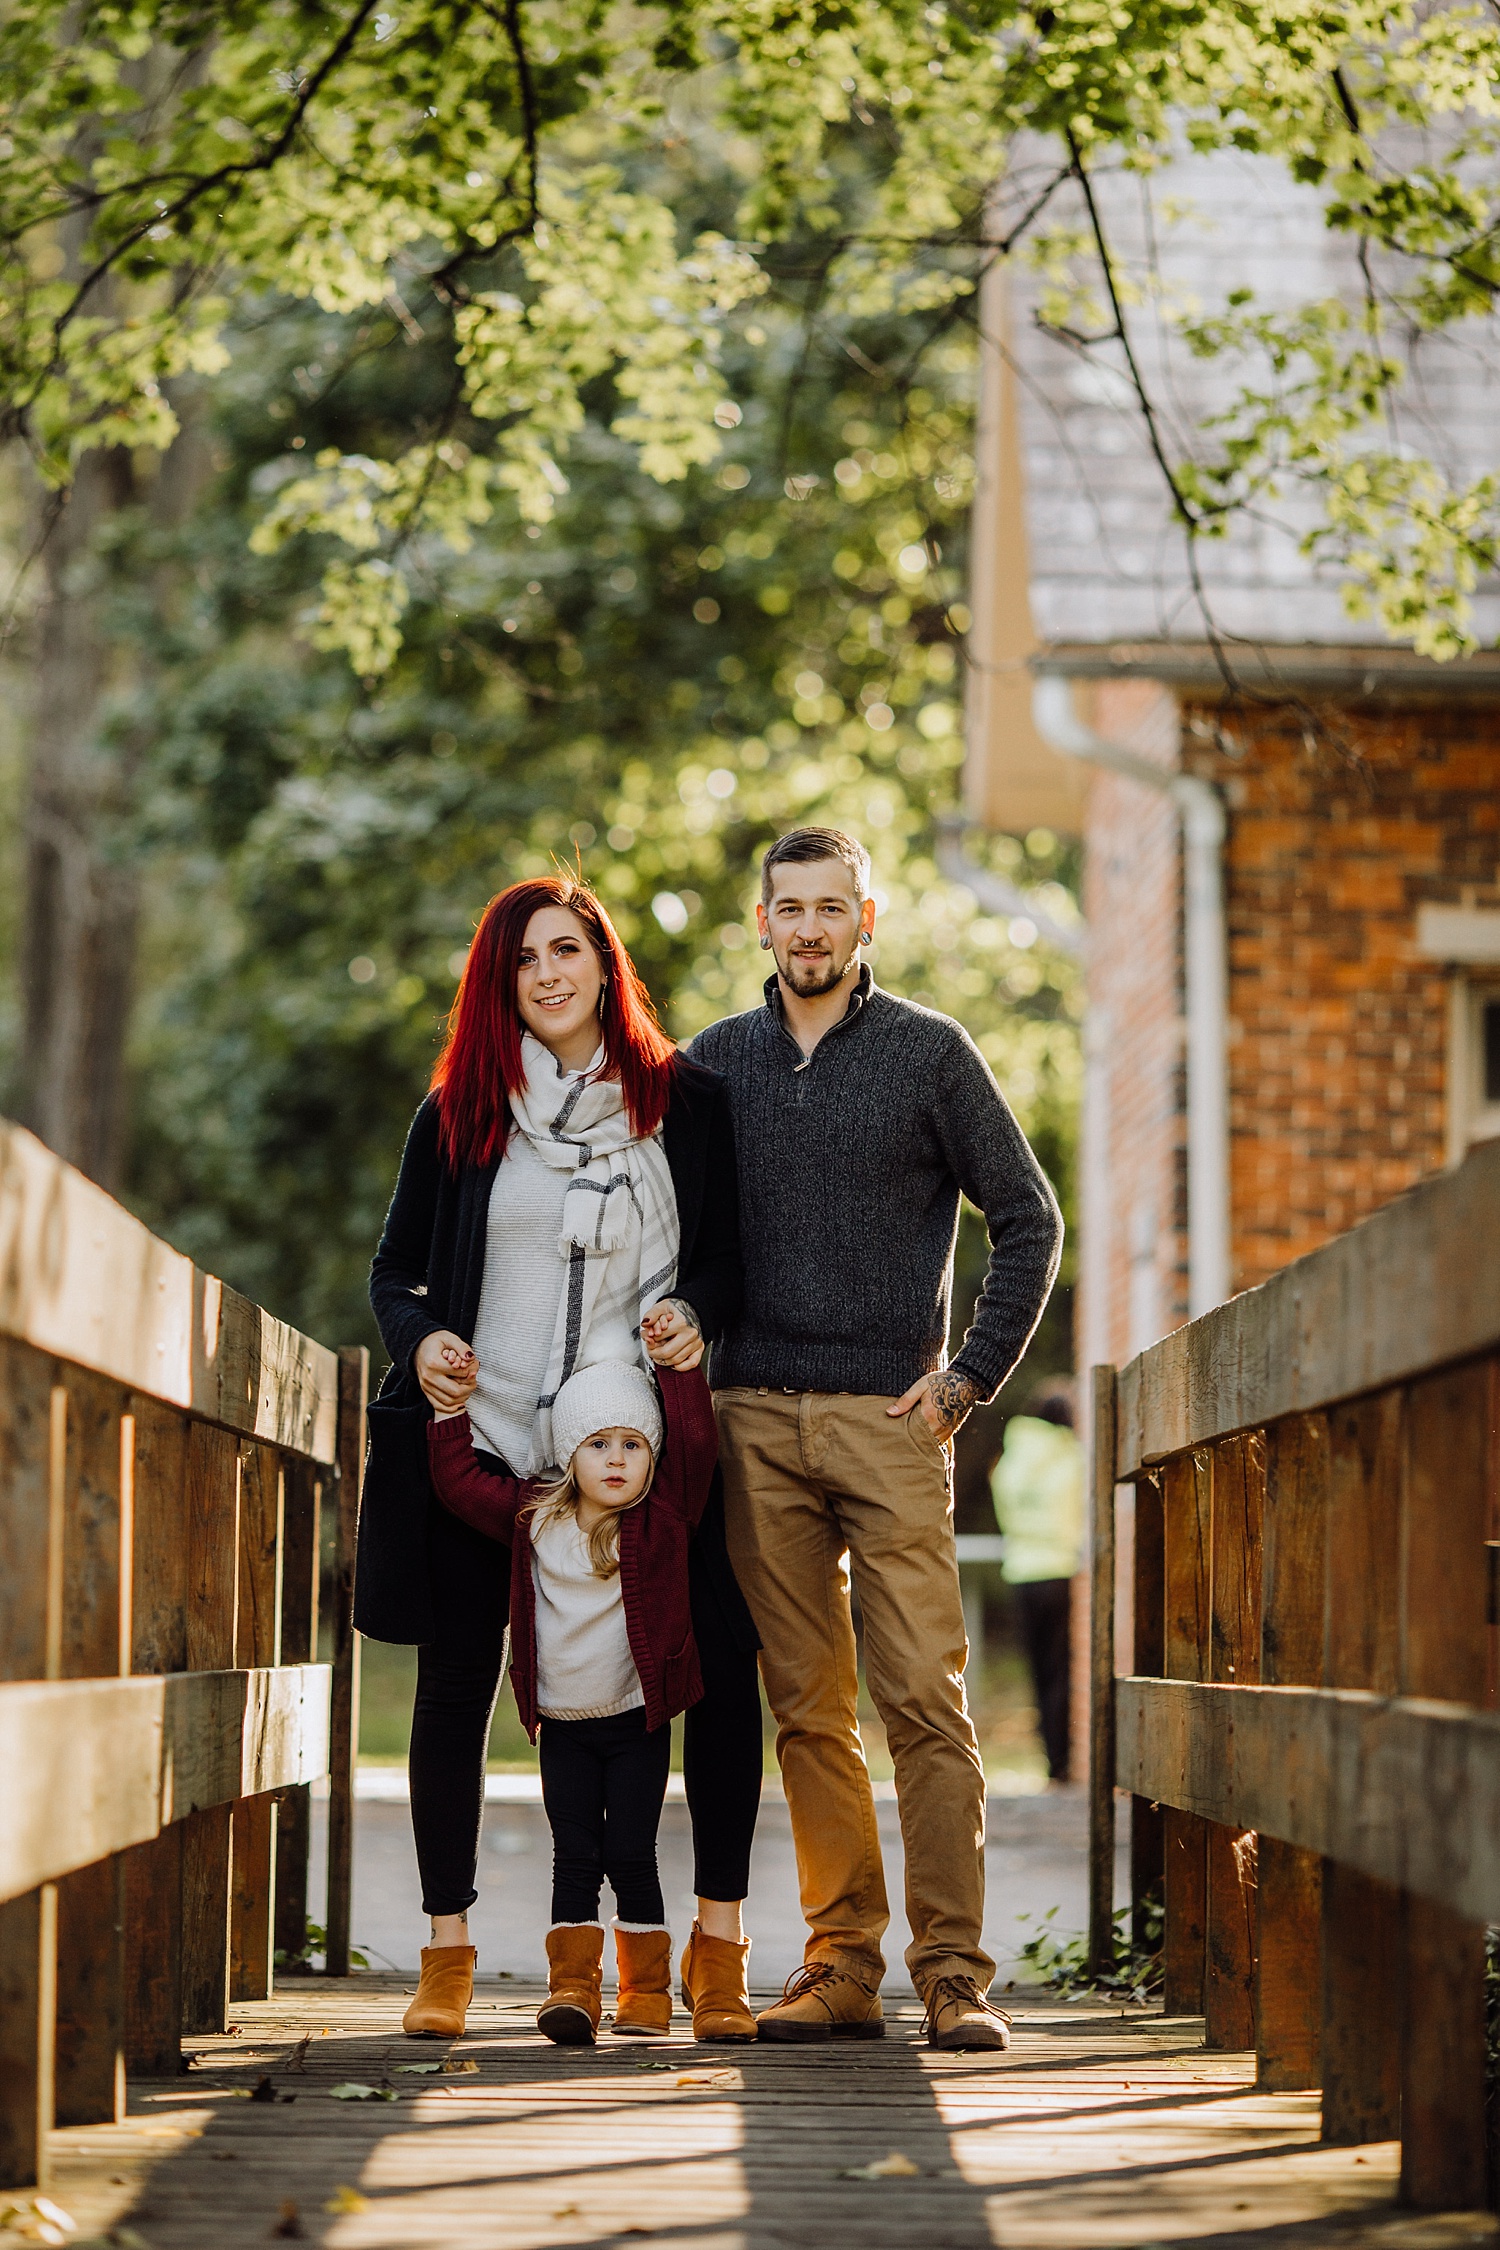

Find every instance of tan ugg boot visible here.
[611,1924,673,2038]
[537,1924,604,2046]
[679,1923,757,2042]
[402,1945,476,2038]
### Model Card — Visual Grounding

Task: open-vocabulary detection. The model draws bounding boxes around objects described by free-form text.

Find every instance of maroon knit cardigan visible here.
[425,1366,717,1738]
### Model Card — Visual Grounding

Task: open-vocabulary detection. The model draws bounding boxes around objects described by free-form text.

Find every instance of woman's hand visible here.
[415,1330,479,1414]
[641,1298,705,1371]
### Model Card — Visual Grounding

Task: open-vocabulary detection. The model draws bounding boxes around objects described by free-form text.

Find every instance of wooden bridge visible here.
[1,1113,1497,2245]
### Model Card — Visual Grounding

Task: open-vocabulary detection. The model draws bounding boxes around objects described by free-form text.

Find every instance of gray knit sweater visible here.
[688,968,1063,1400]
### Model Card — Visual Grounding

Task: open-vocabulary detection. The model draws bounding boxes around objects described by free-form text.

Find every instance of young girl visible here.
[427,1358,718,2044]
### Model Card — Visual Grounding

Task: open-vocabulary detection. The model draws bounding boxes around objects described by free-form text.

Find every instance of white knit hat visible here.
[551,1362,664,1472]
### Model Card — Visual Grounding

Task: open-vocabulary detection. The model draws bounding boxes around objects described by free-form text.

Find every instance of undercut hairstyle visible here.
[760,826,871,907]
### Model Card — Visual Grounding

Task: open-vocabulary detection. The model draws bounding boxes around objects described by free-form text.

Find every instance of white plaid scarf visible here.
[509,1034,679,1469]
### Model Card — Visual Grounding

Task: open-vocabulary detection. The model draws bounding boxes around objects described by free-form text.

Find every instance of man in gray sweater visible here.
[689,827,1062,2051]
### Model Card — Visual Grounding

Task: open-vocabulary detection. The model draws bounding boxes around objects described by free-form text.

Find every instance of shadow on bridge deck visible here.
[35,1975,1498,2249]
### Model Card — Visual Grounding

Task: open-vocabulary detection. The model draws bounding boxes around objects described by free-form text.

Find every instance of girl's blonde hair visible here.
[523,1464,636,1579]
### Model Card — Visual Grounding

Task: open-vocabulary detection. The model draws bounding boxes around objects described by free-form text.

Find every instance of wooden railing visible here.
[0,1120,365,2191]
[1090,1134,1500,2212]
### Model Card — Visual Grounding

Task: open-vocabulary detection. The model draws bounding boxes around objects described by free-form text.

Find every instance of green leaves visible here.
[5,0,1497,677]
[0,1,750,665]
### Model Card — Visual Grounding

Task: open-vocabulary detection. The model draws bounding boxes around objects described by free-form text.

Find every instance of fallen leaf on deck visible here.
[840,2151,921,2181]
[329,2082,397,2102]
[0,2197,78,2246]
[270,2200,306,2239]
[674,2070,738,2089]
[441,2058,479,2074]
[210,2151,239,2162]
[634,2062,673,2072]
[551,2206,580,2221]
[396,2063,443,2074]
[250,2075,278,2103]
[325,2188,369,2215]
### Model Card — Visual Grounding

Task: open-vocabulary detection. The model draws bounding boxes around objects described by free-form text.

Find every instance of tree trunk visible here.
[19,446,143,1189]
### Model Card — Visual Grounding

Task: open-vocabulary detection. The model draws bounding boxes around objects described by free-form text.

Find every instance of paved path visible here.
[313,1776,1118,1991]
[39,1977,1498,2250]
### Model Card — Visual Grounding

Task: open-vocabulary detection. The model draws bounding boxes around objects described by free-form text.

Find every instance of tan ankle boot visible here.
[611,1924,673,2038]
[538,1924,604,2045]
[402,1945,476,2037]
[679,1923,757,2042]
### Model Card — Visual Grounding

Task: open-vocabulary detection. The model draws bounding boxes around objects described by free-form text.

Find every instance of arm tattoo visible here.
[662,1296,702,1336]
[927,1369,981,1437]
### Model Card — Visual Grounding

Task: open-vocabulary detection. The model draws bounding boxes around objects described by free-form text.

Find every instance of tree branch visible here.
[50,0,385,346]
[1065,129,1241,694]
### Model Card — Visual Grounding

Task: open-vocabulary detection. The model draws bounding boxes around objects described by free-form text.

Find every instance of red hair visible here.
[431,876,677,1169]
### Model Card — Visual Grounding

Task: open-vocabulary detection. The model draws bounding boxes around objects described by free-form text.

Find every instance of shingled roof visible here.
[999,143,1500,654]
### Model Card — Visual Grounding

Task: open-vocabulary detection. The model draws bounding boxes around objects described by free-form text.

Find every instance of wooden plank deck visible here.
[20,1976,1498,2248]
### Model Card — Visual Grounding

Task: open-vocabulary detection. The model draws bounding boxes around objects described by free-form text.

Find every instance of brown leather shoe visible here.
[611,1925,673,2038]
[923,1976,1012,2051]
[756,1962,884,2043]
[679,1923,757,2042]
[402,1945,476,2038]
[538,1923,604,2045]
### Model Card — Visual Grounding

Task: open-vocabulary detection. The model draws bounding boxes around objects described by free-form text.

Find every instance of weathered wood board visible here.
[0,1665,331,1901]
[0,1121,337,1462]
[1115,1133,1500,1476]
[1115,1677,1500,1924]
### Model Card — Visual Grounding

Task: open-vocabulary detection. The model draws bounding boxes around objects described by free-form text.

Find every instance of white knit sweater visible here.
[467,1133,641,1475]
[530,1509,644,1721]
[467,1133,568,1473]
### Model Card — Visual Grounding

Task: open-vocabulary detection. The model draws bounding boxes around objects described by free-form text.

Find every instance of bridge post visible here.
[1087,1364,1117,1981]
[324,1347,368,1979]
[1398,1361,1489,2209]
[1161,1450,1209,2013]
[1203,1432,1262,2052]
[124,1395,189,2075]
[1255,1412,1326,2091]
[274,1456,323,1972]
[1129,1472,1165,1955]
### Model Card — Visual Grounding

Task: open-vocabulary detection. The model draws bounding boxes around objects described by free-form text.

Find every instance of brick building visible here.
[960,151,1500,1746]
[964,149,1500,1379]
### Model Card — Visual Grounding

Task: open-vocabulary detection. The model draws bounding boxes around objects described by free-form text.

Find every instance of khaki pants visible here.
[714,1387,992,1996]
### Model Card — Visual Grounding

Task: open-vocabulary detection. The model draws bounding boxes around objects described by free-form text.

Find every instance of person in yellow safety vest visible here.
[988,1384,1084,1785]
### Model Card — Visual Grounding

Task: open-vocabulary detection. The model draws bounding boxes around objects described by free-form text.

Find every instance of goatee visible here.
[782,950,857,999]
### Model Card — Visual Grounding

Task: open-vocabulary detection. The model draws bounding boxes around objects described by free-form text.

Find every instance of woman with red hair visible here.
[359,876,761,2043]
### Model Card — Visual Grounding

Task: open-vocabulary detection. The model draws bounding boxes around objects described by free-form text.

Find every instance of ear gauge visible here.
[859,930,873,946]
[759,935,772,950]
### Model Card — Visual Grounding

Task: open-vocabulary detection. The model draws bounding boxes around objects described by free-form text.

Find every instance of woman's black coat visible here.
[356,1055,756,1659]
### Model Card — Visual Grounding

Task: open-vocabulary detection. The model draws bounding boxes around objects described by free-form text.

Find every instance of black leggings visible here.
[540,1708,670,1924]
[409,1581,763,1919]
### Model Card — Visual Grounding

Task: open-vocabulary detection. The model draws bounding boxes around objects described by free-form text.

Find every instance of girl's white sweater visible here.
[529,1509,644,1721]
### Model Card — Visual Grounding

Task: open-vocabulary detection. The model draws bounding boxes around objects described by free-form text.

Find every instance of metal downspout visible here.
[1032,676,1230,1318]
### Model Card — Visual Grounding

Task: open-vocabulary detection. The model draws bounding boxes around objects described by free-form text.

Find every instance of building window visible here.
[1448,976,1500,1163]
